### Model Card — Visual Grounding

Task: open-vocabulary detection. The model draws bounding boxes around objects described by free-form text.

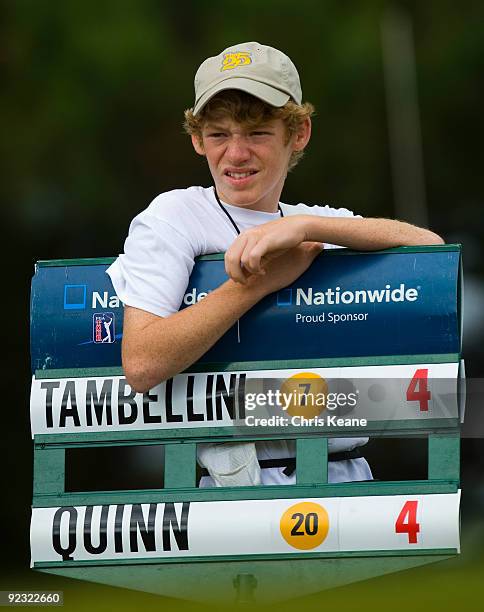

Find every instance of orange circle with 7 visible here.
[280,372,328,418]
[280,502,330,550]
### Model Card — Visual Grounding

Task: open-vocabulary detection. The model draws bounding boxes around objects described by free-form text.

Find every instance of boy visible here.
[107,42,443,486]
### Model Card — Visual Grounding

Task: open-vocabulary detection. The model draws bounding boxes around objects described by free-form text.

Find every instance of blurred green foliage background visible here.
[1,0,483,610]
[3,0,484,246]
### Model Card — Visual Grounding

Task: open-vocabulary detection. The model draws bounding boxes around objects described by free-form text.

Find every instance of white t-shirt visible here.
[107,185,372,485]
[107,185,363,318]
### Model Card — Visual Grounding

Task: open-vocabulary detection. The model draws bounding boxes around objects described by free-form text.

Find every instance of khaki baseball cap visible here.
[192,41,302,115]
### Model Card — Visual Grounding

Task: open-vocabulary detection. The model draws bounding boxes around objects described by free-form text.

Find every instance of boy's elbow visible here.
[122,358,169,394]
[402,227,445,247]
[424,230,445,245]
[123,365,151,394]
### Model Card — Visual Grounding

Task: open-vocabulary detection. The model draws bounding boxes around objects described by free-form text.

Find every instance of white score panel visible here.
[31,492,460,564]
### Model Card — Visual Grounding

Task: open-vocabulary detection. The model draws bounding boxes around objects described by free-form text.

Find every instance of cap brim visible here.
[193,77,291,115]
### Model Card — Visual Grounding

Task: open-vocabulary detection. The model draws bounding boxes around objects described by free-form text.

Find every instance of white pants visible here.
[199,439,372,487]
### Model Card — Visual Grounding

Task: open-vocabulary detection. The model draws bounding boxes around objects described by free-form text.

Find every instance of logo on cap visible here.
[221,52,252,71]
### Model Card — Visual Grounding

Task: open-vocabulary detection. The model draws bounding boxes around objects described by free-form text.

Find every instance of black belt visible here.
[200,448,362,478]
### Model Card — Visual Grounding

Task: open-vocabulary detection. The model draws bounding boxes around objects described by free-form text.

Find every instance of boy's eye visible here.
[251,131,271,136]
[208,133,225,138]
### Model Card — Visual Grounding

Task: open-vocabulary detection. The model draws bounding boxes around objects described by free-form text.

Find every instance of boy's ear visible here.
[191,134,205,156]
[292,117,312,152]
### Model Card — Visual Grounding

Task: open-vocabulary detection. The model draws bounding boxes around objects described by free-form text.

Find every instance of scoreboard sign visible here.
[30,362,460,436]
[30,493,460,564]
[30,247,461,372]
[30,246,463,601]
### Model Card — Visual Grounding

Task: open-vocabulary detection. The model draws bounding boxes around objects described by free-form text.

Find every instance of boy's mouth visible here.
[224,170,259,183]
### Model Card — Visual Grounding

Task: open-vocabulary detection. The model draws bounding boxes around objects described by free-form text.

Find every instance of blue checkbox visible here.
[64,284,87,310]
[277,288,293,306]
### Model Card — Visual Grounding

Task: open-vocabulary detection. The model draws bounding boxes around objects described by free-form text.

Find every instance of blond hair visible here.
[183,90,315,171]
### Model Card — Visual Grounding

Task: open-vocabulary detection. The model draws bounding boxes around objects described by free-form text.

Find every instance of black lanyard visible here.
[213,187,284,236]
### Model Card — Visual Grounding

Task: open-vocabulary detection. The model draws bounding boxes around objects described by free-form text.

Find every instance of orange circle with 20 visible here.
[280,501,330,550]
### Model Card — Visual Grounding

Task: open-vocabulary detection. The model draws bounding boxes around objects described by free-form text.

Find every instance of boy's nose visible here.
[226,136,251,163]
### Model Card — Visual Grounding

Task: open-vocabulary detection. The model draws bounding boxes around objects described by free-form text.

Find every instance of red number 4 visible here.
[406,368,431,411]
[395,500,420,544]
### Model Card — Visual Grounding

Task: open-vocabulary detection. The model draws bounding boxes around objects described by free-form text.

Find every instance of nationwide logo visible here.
[63,285,123,311]
[277,284,419,307]
[93,312,115,344]
[63,284,87,310]
[92,292,123,309]
[182,288,211,305]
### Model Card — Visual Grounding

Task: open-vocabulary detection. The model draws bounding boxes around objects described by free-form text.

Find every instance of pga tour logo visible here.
[92,312,115,344]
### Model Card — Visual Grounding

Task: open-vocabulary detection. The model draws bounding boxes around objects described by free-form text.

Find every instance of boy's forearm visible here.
[302,216,444,249]
[123,279,264,392]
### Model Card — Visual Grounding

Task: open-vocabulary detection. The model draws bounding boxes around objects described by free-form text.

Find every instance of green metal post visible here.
[33,445,65,496]
[428,434,460,481]
[164,442,196,489]
[296,437,328,484]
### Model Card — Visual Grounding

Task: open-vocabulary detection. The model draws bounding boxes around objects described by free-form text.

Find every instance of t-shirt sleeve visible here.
[106,211,197,318]
[282,203,363,249]
[313,204,363,219]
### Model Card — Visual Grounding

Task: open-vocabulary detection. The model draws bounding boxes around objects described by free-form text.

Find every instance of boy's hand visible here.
[225,215,314,283]
[234,242,324,298]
